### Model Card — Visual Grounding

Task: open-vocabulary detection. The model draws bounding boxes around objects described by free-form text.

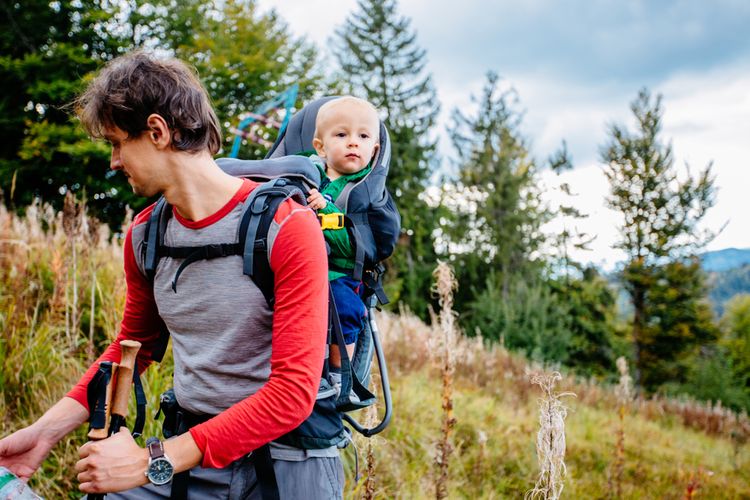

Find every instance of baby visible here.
[306,96,381,375]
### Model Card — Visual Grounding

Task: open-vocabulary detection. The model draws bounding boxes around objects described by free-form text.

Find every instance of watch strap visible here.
[146,437,165,460]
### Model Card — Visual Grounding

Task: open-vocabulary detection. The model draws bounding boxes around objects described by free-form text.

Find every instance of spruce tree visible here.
[444,72,560,361]
[601,89,717,389]
[446,72,545,304]
[333,0,440,317]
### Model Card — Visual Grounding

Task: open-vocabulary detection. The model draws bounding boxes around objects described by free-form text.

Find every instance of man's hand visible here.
[0,425,57,481]
[307,188,328,211]
[0,397,88,481]
[76,429,149,494]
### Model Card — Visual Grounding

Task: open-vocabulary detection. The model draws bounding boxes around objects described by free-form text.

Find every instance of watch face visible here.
[147,457,174,485]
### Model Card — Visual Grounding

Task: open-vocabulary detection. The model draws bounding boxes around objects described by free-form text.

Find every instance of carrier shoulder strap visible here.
[237,178,305,308]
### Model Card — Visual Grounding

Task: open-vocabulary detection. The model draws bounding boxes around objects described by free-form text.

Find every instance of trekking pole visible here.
[107,340,141,435]
[88,340,141,500]
[88,362,117,442]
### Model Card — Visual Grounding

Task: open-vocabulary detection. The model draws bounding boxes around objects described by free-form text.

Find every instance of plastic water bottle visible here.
[0,468,42,500]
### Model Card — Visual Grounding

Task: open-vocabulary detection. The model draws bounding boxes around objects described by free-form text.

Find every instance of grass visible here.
[1,202,749,498]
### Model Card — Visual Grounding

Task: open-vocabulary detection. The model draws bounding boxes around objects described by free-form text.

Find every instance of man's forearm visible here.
[36,397,90,444]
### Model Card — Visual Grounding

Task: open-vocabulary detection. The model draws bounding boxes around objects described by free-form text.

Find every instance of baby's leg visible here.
[329,343,356,368]
[328,277,367,368]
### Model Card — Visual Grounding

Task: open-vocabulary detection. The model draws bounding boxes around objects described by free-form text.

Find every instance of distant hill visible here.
[700,248,750,315]
[701,247,750,272]
[707,263,750,315]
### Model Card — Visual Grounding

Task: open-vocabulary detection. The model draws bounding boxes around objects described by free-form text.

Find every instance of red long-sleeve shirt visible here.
[67,179,329,468]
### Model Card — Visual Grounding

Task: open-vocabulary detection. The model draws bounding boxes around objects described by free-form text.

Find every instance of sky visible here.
[257,0,750,269]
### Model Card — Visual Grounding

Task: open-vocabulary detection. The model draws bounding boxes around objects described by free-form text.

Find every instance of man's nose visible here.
[110,150,121,171]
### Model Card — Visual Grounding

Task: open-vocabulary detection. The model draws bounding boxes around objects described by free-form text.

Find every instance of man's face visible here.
[104,126,162,197]
[313,102,380,180]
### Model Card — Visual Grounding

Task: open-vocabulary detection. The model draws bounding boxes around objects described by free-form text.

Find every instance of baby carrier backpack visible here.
[136,96,399,498]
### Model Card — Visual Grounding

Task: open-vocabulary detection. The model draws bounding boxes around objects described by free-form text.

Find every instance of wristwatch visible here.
[145,437,175,485]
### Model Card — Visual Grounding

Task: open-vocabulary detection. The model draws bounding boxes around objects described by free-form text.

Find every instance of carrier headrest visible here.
[216,156,322,191]
[267,96,391,178]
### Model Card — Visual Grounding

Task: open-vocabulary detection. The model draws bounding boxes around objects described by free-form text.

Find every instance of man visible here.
[0,51,341,498]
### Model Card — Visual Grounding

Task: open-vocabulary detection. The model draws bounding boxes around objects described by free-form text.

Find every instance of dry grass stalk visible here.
[526,371,575,500]
[362,396,379,500]
[474,429,488,478]
[611,356,632,498]
[62,192,85,346]
[432,261,458,500]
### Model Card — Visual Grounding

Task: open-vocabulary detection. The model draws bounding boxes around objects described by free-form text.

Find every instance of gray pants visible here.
[95,455,344,500]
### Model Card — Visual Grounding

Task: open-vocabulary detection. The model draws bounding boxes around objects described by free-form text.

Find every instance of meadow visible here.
[1,201,748,498]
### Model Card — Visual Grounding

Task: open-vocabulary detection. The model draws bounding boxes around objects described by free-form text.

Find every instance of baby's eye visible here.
[360,133,370,139]
[336,132,346,138]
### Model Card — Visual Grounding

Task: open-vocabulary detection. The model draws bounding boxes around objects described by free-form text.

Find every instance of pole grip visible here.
[87,362,118,441]
[110,340,141,418]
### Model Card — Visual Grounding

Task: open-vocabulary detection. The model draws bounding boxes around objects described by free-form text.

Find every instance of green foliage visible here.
[678,346,750,412]
[708,264,750,315]
[164,0,325,159]
[601,89,717,389]
[1,0,325,227]
[550,268,622,378]
[601,89,716,263]
[466,272,570,365]
[718,294,750,408]
[333,0,440,319]
[445,72,546,307]
[638,259,719,391]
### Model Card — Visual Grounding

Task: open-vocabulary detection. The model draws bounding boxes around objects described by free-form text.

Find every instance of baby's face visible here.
[313,101,380,180]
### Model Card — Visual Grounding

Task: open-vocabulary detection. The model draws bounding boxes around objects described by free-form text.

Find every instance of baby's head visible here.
[312,96,380,180]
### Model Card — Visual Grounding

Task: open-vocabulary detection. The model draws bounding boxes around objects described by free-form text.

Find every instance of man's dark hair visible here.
[76,51,221,154]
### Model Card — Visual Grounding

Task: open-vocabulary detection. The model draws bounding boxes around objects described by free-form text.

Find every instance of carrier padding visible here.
[215,156,321,192]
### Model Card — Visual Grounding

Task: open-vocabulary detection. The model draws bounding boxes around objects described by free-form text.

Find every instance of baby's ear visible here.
[371,143,380,160]
[312,137,326,157]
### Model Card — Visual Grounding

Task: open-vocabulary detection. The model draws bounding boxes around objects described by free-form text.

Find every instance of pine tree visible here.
[601,89,717,388]
[333,0,440,317]
[446,72,546,305]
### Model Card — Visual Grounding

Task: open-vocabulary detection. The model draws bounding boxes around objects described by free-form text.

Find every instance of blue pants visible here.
[330,276,366,345]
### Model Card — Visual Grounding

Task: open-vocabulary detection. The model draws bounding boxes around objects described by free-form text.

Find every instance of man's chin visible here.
[131,185,155,198]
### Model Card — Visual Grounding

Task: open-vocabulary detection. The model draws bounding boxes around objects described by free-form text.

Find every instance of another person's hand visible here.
[76,429,149,494]
[0,424,57,481]
[307,189,327,210]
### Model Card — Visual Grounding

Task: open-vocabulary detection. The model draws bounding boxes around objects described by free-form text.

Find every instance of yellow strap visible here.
[317,212,345,230]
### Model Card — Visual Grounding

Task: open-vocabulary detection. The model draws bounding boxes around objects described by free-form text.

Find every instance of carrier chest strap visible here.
[161,243,243,292]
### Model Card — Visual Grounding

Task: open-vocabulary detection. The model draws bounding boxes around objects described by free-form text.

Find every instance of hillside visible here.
[357,312,750,499]
[1,204,748,498]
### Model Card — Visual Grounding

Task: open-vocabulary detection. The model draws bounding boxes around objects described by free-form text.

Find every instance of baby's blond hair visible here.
[314,96,380,141]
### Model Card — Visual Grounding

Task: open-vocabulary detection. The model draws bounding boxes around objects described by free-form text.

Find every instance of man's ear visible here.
[146,114,172,149]
[312,137,326,158]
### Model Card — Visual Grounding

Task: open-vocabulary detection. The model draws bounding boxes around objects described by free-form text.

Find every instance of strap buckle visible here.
[318,212,345,230]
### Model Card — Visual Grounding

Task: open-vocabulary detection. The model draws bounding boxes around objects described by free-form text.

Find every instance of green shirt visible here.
[309,154,372,280]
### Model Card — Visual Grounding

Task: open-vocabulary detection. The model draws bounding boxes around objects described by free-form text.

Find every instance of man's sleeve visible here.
[189,205,328,468]
[65,221,163,411]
